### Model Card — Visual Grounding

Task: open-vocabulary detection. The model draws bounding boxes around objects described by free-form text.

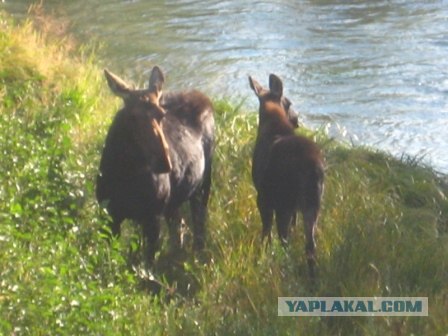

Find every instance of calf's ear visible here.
[149,66,165,98]
[249,76,263,97]
[269,74,283,98]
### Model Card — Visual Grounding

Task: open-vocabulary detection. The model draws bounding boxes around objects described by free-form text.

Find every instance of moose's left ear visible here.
[149,66,165,97]
[104,69,132,100]
[269,74,283,98]
[249,76,264,97]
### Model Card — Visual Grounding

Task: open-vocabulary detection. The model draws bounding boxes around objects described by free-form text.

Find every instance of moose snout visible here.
[289,110,299,128]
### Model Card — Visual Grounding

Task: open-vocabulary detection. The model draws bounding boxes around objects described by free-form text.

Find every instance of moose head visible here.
[249,74,299,128]
[104,66,172,174]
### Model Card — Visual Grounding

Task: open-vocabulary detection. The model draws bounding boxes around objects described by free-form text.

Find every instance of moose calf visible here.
[249,74,324,278]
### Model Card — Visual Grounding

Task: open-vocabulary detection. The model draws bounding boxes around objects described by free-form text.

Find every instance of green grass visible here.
[1,10,448,335]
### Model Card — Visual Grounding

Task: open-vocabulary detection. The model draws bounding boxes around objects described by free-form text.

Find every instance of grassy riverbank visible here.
[1,10,447,335]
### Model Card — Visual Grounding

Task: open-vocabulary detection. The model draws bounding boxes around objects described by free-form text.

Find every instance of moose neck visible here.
[257,101,295,139]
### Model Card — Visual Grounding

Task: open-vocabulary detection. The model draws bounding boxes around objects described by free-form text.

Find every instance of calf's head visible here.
[248,74,299,128]
[104,66,172,174]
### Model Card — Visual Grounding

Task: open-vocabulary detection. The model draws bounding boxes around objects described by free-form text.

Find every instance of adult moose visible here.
[249,74,324,279]
[96,66,214,266]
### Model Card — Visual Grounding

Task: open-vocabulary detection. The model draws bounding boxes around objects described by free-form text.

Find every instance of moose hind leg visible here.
[110,218,121,237]
[190,193,206,251]
[302,208,319,279]
[166,209,184,250]
[100,214,122,241]
[275,207,294,247]
[141,216,161,267]
[190,161,212,251]
[257,194,274,245]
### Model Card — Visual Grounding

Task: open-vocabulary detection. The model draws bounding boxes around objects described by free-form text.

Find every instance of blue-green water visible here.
[3,0,448,172]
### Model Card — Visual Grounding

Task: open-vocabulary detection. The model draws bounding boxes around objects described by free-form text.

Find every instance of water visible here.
[3,0,448,172]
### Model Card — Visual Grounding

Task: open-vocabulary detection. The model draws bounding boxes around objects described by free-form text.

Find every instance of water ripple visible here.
[4,0,448,171]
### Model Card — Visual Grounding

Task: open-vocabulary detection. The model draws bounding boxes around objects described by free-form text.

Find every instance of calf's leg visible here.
[302,208,319,279]
[257,194,274,246]
[275,207,294,247]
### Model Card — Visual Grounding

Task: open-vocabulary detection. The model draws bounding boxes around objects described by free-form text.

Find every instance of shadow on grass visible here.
[131,245,211,300]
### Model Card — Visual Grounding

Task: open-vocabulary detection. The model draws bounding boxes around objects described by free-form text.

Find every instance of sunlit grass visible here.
[1,10,448,335]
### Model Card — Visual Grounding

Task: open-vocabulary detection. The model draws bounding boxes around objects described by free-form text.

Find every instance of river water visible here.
[3,0,448,172]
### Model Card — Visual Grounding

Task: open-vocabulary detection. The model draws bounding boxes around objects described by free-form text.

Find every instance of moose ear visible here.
[104,69,132,100]
[149,66,165,97]
[249,76,263,97]
[269,74,283,98]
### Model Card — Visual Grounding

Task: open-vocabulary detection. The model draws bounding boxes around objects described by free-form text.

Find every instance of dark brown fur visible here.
[96,66,214,265]
[249,74,324,279]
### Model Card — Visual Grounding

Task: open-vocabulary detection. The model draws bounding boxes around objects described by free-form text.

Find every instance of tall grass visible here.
[1,10,447,335]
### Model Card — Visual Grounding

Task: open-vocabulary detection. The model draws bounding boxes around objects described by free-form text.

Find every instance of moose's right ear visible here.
[104,69,132,100]
[269,74,283,98]
[148,66,165,98]
[249,76,264,97]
